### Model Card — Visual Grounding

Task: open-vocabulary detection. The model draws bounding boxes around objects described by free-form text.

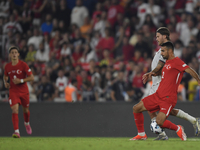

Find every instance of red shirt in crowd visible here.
[122,44,134,61]
[107,5,124,26]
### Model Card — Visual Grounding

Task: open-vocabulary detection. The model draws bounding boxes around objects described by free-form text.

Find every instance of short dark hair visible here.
[9,46,19,53]
[156,27,170,40]
[161,41,174,51]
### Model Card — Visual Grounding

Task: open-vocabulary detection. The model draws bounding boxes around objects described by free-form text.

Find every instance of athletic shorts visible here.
[9,92,30,108]
[142,92,177,118]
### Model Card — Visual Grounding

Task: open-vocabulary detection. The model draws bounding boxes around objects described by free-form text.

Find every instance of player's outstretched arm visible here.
[185,67,200,85]
[12,74,34,84]
[142,61,164,84]
[3,75,10,88]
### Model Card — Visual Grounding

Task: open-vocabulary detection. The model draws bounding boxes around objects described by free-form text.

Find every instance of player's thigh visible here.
[169,108,179,116]
[20,93,30,108]
[148,111,157,119]
[156,111,167,126]
[133,101,147,113]
[142,93,159,113]
[9,93,21,107]
[159,97,176,118]
[11,103,19,113]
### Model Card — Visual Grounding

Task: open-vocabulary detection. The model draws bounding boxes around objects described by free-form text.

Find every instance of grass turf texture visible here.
[0,137,200,150]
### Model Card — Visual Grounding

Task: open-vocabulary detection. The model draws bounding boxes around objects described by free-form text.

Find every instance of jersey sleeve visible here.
[174,58,189,72]
[23,62,32,76]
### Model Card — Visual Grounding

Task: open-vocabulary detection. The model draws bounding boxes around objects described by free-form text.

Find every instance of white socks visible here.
[176,109,196,124]
[15,129,20,133]
[24,122,30,125]
[138,132,145,136]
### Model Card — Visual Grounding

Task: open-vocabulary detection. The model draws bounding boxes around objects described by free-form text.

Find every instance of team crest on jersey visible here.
[17,69,22,74]
[164,64,171,70]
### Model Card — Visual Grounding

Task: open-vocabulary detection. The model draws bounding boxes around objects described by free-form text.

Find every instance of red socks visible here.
[23,111,30,123]
[12,113,19,130]
[133,112,144,133]
[161,120,178,131]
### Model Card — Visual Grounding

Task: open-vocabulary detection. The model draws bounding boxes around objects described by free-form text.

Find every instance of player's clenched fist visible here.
[4,82,10,88]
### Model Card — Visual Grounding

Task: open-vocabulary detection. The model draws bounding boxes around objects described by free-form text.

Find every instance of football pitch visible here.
[0,137,200,150]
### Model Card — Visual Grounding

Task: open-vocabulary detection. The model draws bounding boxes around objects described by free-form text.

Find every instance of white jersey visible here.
[149,48,166,95]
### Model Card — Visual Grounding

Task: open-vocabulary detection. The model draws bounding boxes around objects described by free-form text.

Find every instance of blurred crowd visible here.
[0,0,200,102]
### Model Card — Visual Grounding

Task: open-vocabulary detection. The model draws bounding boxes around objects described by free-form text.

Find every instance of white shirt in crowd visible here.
[35,49,49,62]
[71,6,89,27]
[56,76,68,92]
[60,47,71,56]
[27,35,43,50]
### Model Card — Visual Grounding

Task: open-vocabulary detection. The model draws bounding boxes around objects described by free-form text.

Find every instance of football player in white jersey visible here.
[141,27,200,140]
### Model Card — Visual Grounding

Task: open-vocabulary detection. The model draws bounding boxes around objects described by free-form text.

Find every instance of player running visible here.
[130,27,200,141]
[130,42,200,141]
[4,46,34,138]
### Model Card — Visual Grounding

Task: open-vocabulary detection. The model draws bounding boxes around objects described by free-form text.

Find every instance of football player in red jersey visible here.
[4,46,34,138]
[130,42,200,141]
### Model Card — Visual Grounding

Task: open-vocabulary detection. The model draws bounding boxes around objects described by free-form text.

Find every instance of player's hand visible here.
[12,78,21,84]
[4,82,10,88]
[142,72,152,84]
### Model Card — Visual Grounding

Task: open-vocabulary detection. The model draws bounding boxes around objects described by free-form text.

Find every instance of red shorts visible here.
[9,92,30,108]
[142,92,177,118]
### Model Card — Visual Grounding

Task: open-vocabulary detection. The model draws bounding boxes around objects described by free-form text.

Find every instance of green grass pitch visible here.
[0,137,200,150]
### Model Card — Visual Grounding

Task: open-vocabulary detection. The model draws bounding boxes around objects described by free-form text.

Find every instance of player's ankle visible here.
[159,131,166,136]
[138,132,145,136]
[24,122,30,125]
[15,129,20,133]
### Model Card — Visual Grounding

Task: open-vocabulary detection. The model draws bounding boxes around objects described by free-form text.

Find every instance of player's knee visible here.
[133,105,139,113]
[11,108,18,114]
[156,119,164,126]
[170,109,178,116]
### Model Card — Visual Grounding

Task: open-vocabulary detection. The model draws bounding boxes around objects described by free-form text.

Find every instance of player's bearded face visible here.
[161,47,169,59]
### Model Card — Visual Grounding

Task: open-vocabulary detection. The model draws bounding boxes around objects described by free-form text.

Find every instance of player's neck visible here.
[167,54,175,60]
[11,59,19,66]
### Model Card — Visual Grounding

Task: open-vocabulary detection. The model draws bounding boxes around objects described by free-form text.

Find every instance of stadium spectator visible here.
[122,36,134,61]
[35,42,49,63]
[64,79,78,102]
[55,0,71,29]
[3,14,23,34]
[37,76,55,101]
[27,28,43,50]
[55,70,68,98]
[71,0,89,27]
[111,71,128,101]
[41,14,53,34]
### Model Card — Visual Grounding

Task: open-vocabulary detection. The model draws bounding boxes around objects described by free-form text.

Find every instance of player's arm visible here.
[185,67,200,85]
[3,75,10,88]
[142,60,165,84]
[12,74,34,84]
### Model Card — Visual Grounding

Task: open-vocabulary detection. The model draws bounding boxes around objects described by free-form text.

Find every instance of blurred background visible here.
[0,0,200,103]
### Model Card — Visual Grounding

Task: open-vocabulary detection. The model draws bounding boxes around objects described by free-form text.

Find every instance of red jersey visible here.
[4,60,32,93]
[157,57,189,98]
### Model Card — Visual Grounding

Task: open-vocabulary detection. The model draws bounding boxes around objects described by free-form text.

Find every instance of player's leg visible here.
[22,106,32,134]
[21,93,32,135]
[11,103,20,138]
[157,111,186,141]
[130,101,147,140]
[148,111,168,140]
[170,108,200,136]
